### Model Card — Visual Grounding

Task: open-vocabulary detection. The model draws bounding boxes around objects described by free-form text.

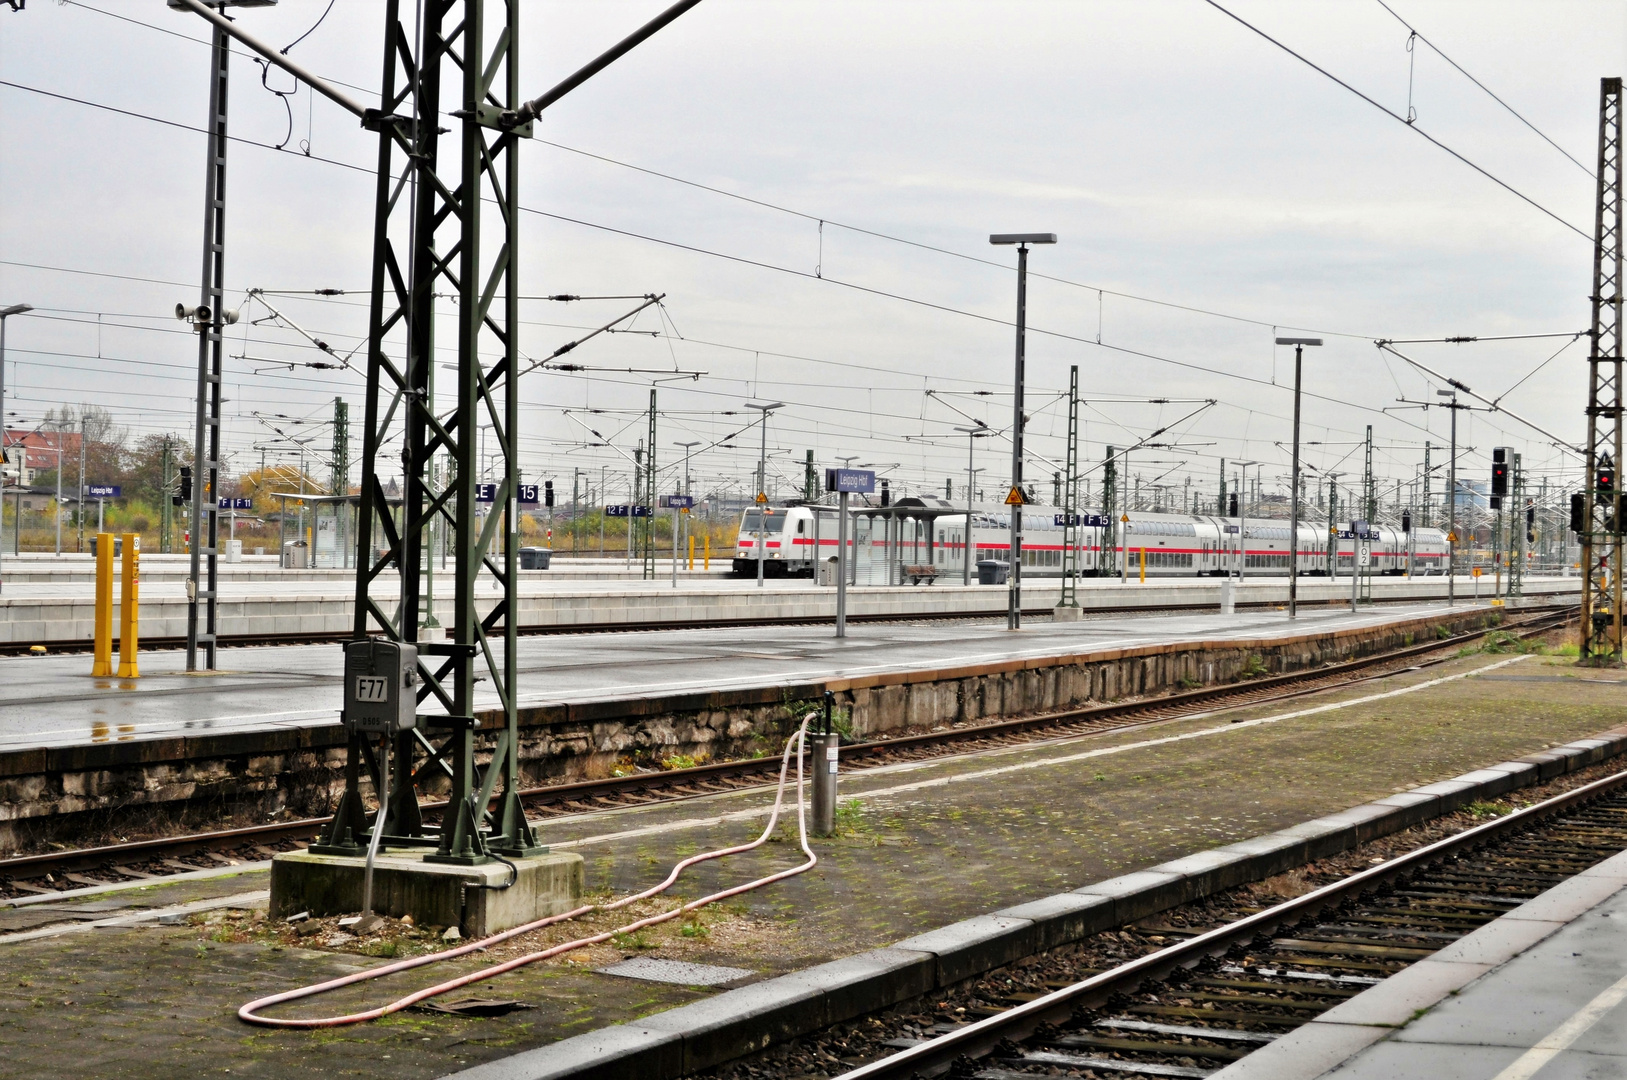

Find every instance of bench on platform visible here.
[903,564,938,586]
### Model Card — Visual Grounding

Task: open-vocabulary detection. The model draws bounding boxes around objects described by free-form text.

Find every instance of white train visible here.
[732,500,1450,580]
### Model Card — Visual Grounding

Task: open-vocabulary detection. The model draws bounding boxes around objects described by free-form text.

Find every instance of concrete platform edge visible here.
[435,726,1627,1080]
[1204,847,1627,1079]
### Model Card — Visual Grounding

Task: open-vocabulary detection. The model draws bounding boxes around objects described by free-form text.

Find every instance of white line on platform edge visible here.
[542,654,1531,851]
[1488,970,1627,1080]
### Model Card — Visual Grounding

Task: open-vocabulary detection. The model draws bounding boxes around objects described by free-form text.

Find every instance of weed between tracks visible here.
[693,755,1627,1080]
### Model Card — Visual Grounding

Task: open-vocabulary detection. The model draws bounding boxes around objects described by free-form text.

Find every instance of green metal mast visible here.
[1059,365,1080,608]
[1422,441,1431,529]
[1363,424,1376,521]
[1101,446,1117,578]
[331,397,349,566]
[160,438,174,554]
[1327,477,1339,578]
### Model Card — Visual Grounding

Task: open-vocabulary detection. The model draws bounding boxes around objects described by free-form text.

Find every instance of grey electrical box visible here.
[343,639,419,734]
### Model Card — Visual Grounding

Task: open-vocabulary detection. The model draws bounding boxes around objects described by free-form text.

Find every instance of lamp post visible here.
[746,402,782,588]
[0,304,32,594]
[954,423,990,586]
[1276,337,1322,618]
[989,231,1057,630]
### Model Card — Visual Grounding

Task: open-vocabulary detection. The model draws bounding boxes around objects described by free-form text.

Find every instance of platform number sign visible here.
[218,497,252,510]
[475,483,496,503]
[518,484,539,505]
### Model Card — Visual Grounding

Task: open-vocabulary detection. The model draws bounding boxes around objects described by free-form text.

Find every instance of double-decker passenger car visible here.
[733,501,1449,580]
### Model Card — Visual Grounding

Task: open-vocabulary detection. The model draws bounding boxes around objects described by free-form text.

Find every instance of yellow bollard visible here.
[688,533,695,571]
[92,533,114,676]
[117,533,140,678]
[704,535,710,571]
[1139,547,1146,584]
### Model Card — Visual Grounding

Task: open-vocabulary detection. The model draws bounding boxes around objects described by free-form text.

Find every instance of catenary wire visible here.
[1201,0,1591,242]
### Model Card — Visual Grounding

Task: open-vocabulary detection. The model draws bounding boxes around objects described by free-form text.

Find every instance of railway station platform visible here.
[0,599,1572,855]
[0,597,1546,751]
[1215,848,1627,1080]
[0,554,1579,645]
[1,639,1624,1080]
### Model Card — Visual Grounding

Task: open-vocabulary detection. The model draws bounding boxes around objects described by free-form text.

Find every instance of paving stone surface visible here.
[1,648,1623,1078]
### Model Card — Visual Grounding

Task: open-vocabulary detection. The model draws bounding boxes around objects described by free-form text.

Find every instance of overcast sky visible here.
[3,0,1623,511]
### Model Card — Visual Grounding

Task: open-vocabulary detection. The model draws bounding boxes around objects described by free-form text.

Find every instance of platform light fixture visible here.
[989,232,1057,630]
[0,303,32,596]
[1275,336,1323,619]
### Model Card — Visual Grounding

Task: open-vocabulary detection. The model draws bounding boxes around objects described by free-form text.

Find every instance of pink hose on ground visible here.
[239,717,817,1028]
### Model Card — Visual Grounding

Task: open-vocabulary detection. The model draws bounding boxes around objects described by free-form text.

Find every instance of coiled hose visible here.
[239,714,817,1028]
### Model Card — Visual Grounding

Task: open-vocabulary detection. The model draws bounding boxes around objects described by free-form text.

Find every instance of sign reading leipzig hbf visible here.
[824,468,876,494]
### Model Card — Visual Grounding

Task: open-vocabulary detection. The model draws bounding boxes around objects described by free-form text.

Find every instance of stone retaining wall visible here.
[0,607,1505,853]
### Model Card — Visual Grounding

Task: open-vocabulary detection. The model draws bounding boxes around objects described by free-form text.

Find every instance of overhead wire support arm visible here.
[1374,340,1585,455]
[517,294,669,375]
[168,0,372,124]
[500,0,705,129]
[1379,331,1590,345]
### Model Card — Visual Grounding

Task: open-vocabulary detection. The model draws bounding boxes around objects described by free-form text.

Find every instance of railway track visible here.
[0,587,1542,656]
[831,756,1627,1080]
[0,607,1570,900]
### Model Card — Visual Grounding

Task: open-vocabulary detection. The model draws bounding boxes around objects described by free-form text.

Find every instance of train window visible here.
[797,521,806,534]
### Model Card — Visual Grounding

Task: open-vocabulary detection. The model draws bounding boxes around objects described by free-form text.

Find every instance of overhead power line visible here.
[1201,0,1591,242]
[1372,0,1594,178]
[0,79,1570,452]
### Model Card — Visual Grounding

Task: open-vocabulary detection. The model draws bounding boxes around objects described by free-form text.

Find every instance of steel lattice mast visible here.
[318,0,537,862]
[186,16,230,673]
[1583,77,1624,662]
[171,0,707,865]
[1059,365,1080,607]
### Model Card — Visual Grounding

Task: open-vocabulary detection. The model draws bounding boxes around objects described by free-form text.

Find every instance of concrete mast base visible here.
[269,848,584,937]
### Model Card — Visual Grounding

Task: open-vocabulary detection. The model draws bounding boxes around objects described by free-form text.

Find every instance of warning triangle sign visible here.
[1004,486,1027,506]
[755,491,768,504]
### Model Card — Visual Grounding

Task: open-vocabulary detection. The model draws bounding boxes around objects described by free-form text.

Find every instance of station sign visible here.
[475,483,497,503]
[824,468,876,494]
[85,484,121,498]
[217,497,252,510]
[605,504,652,517]
[659,495,695,509]
[517,484,539,505]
